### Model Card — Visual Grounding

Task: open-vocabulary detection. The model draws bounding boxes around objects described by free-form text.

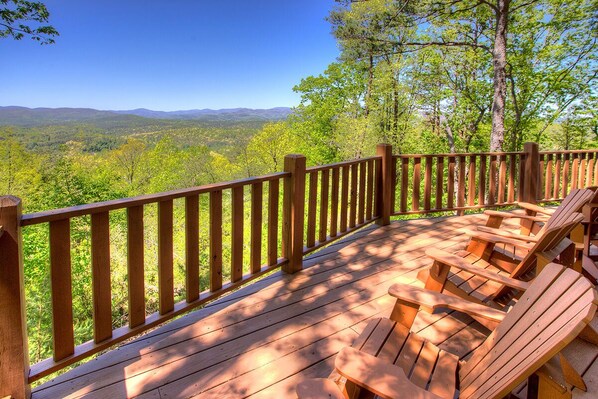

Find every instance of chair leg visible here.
[389,299,419,329]
[423,261,450,292]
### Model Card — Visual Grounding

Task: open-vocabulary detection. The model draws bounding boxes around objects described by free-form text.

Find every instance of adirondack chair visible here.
[422,213,584,316]
[466,188,596,261]
[296,263,598,399]
[474,188,596,239]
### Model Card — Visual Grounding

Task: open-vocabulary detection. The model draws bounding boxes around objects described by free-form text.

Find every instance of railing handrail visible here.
[305,155,381,173]
[393,149,598,159]
[21,171,289,226]
[393,151,525,158]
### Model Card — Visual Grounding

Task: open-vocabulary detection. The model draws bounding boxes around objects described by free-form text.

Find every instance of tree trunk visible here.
[365,53,373,117]
[490,0,509,152]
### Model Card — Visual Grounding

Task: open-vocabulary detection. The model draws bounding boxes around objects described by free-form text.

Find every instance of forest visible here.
[0,0,597,378]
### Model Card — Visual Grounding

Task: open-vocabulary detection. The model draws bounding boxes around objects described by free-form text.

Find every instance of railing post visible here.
[0,196,30,399]
[376,144,393,226]
[282,154,306,274]
[523,142,540,204]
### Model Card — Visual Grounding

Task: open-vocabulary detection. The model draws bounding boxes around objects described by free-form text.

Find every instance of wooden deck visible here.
[32,214,598,399]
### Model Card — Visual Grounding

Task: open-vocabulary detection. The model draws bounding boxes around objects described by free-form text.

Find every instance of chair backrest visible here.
[539,188,595,234]
[459,263,597,399]
[510,212,584,279]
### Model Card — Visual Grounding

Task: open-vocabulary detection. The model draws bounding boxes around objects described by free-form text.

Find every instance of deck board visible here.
[32,213,544,399]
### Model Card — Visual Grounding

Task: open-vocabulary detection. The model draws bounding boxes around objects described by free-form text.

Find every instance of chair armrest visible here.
[516,202,555,215]
[476,226,540,242]
[296,378,344,399]
[483,209,548,222]
[461,229,535,250]
[335,347,444,399]
[425,248,531,291]
[388,283,506,323]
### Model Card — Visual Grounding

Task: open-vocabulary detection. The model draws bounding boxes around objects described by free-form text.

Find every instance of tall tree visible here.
[329,0,597,151]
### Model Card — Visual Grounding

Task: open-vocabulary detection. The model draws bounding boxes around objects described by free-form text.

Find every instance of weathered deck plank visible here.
[33,214,527,399]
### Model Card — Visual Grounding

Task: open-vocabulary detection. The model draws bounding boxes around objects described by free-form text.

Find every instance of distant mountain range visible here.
[0,106,293,126]
[112,107,293,120]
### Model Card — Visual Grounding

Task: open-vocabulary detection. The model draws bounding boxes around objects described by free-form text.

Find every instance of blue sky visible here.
[0,1,339,111]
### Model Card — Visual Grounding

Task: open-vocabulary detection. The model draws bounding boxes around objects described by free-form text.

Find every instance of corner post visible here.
[0,196,30,399]
[282,154,306,273]
[523,142,540,204]
[376,144,393,226]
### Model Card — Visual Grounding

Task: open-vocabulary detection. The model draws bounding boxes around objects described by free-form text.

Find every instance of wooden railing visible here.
[1,142,597,398]
[303,155,381,254]
[390,145,598,215]
[16,173,290,384]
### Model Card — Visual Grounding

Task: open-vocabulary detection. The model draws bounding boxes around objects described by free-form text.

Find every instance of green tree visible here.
[0,0,58,43]
[328,0,597,152]
[243,121,297,175]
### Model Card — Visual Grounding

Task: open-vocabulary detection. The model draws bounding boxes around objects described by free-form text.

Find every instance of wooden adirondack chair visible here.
[475,188,596,238]
[296,263,598,399]
[422,213,584,315]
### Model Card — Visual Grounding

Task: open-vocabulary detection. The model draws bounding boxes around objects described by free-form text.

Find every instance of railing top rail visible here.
[305,156,381,173]
[393,151,524,158]
[21,171,289,226]
[539,149,598,155]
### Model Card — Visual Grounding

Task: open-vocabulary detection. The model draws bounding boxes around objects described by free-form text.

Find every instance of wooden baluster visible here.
[267,179,279,266]
[571,153,580,189]
[358,161,366,224]
[498,155,507,203]
[0,196,29,398]
[390,156,397,214]
[538,154,545,201]
[586,153,594,188]
[306,172,318,247]
[251,182,263,274]
[91,212,112,343]
[448,156,455,209]
[366,160,373,220]
[330,167,339,237]
[457,155,466,211]
[373,159,380,217]
[468,155,476,207]
[424,155,432,211]
[489,155,497,206]
[544,154,553,199]
[349,163,358,228]
[319,170,330,242]
[231,186,244,283]
[479,155,487,206]
[400,157,409,213]
[508,153,516,203]
[49,218,74,360]
[412,157,421,211]
[158,200,174,314]
[435,156,444,210]
[553,154,562,199]
[127,205,145,327]
[210,190,223,291]
[340,165,349,232]
[594,154,598,186]
[579,154,587,188]
[562,154,570,198]
[185,197,199,303]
